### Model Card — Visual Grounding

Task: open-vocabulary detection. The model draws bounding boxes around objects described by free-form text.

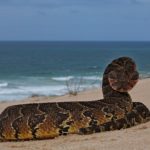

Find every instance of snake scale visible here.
[0,57,150,141]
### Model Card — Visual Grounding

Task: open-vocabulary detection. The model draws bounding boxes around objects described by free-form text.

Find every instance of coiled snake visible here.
[0,57,149,141]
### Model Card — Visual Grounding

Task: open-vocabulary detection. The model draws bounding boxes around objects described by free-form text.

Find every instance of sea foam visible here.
[0,82,8,88]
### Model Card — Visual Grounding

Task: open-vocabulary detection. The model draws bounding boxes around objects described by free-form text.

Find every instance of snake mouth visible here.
[108,78,138,92]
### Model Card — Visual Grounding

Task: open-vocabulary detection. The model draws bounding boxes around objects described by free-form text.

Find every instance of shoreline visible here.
[0,78,150,112]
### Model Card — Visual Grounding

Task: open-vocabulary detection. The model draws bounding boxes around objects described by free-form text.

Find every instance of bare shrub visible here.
[66,77,83,96]
[65,74,101,96]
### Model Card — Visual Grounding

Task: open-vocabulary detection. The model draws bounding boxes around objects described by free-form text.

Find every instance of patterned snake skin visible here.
[0,57,149,141]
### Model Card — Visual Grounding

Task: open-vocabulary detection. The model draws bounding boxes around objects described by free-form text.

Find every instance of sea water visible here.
[0,41,150,101]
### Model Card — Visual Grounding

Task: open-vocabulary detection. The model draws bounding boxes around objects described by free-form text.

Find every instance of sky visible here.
[0,0,150,41]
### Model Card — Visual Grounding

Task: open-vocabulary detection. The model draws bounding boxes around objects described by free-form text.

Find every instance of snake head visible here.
[108,57,139,92]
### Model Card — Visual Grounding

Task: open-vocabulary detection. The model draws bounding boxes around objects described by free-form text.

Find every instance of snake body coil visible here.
[0,57,149,141]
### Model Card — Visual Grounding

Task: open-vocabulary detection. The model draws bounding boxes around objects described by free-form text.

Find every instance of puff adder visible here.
[0,57,149,141]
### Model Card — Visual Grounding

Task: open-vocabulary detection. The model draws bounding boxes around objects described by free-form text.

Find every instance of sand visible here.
[0,78,150,150]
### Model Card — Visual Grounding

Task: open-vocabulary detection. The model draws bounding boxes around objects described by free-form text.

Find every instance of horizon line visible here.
[0,40,150,42]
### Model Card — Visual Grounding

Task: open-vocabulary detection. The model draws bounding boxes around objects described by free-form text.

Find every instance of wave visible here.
[139,72,150,79]
[0,82,8,88]
[0,75,102,101]
[82,76,101,81]
[19,85,67,95]
[0,85,68,101]
[52,76,102,82]
[52,76,74,81]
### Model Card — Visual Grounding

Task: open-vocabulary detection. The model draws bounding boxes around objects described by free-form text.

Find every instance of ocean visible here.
[0,41,150,101]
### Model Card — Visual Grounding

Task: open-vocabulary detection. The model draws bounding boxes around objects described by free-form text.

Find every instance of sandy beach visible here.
[0,78,150,150]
